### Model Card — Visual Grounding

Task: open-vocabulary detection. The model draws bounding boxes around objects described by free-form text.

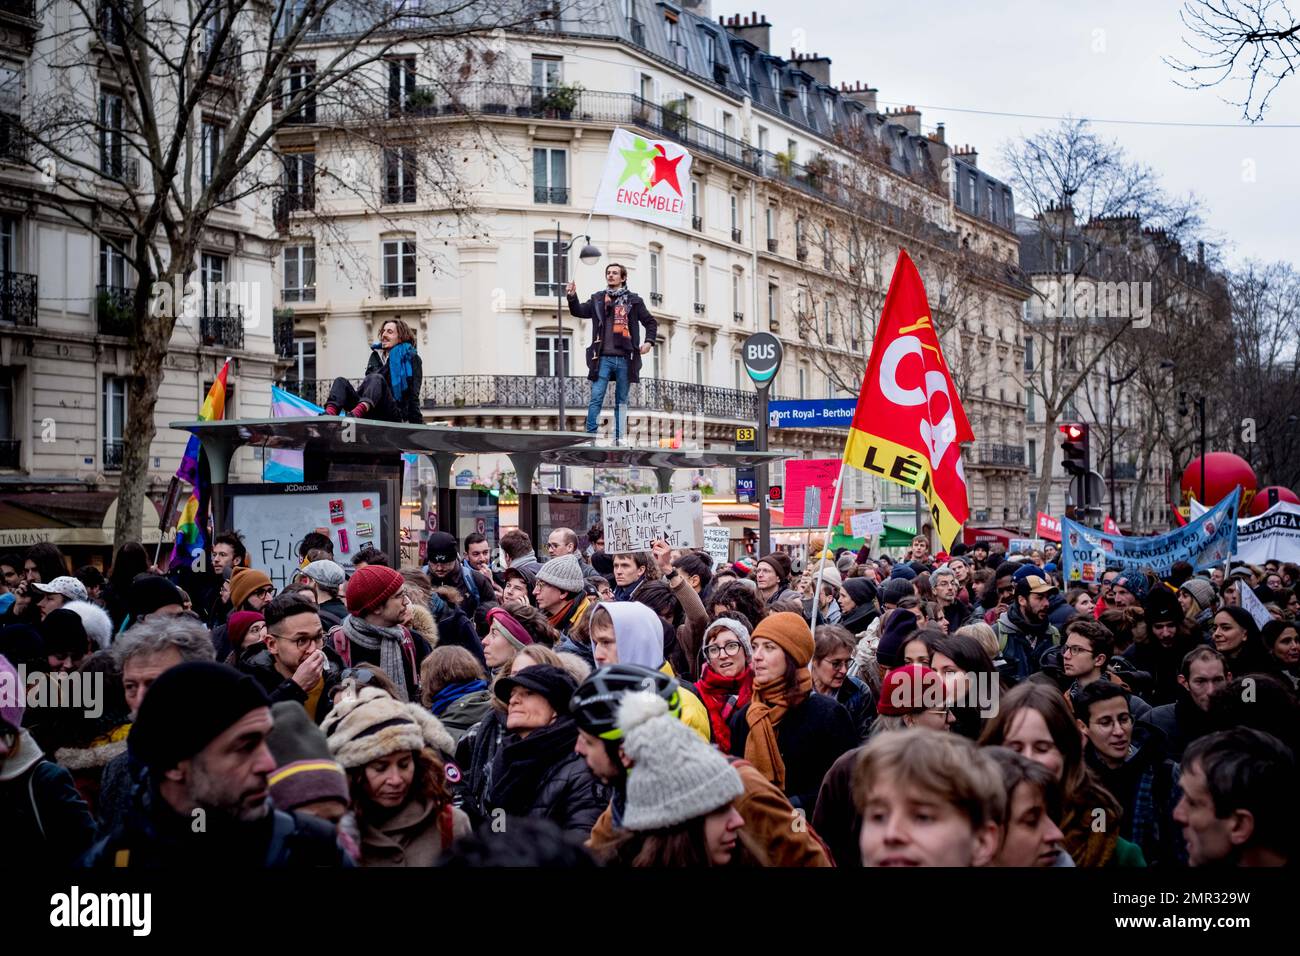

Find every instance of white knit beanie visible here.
[618,690,743,831]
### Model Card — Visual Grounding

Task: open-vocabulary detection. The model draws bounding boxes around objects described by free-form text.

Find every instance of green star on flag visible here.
[618,137,658,188]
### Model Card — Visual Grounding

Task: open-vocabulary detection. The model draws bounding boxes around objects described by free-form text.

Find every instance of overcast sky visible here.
[761,0,1300,271]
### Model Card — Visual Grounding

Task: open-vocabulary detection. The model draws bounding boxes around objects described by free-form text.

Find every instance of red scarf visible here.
[694,664,754,752]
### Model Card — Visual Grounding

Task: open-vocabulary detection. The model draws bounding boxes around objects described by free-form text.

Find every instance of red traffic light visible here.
[1059,423,1086,441]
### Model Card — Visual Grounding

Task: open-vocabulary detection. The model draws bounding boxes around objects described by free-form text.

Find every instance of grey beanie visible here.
[301,559,346,591]
[703,617,753,662]
[536,553,585,594]
[618,690,743,831]
[1179,577,1216,611]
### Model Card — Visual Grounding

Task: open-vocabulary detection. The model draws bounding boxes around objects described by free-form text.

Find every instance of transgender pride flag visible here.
[265,385,323,482]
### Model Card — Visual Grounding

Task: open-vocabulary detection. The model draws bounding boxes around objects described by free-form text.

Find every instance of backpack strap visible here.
[439,803,454,848]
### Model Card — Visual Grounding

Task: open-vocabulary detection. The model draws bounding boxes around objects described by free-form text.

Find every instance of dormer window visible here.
[798,84,808,115]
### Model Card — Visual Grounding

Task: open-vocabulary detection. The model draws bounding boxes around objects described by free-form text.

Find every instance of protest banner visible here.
[1061,489,1239,584]
[702,525,731,569]
[593,127,693,228]
[602,491,704,554]
[1009,538,1047,554]
[850,510,885,539]
[1239,579,1273,629]
[783,458,841,528]
[1232,501,1300,565]
[1035,512,1061,542]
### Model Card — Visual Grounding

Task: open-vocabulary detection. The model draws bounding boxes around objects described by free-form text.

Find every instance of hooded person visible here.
[0,654,98,866]
[586,600,711,742]
[1177,577,1217,642]
[573,665,832,867]
[323,685,469,866]
[609,690,754,866]
[693,617,754,752]
[726,612,858,811]
[83,662,353,868]
[481,665,609,835]
[838,576,879,636]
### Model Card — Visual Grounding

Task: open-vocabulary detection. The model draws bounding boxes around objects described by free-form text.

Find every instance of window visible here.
[730,194,739,235]
[533,148,568,204]
[387,57,417,115]
[533,237,568,296]
[824,297,835,344]
[281,64,316,122]
[531,55,562,94]
[797,84,808,116]
[0,368,13,450]
[767,283,778,328]
[287,335,316,388]
[987,183,996,223]
[1061,335,1077,370]
[0,216,14,272]
[283,244,315,302]
[693,346,705,385]
[99,240,128,290]
[384,147,416,204]
[721,111,734,140]
[1004,192,1013,225]
[757,126,768,153]
[765,206,776,243]
[824,97,834,126]
[704,32,718,66]
[99,91,124,176]
[200,252,227,314]
[200,120,225,192]
[649,247,661,295]
[798,365,807,399]
[382,238,416,297]
[693,259,704,308]
[734,355,744,390]
[822,224,832,269]
[1026,388,1036,422]
[282,151,315,196]
[787,138,798,163]
[1024,338,1033,370]
[535,332,571,377]
[969,172,978,214]
[732,270,742,318]
[103,376,127,468]
[640,73,654,101]
[690,179,700,224]
[1027,438,1037,476]
[665,16,679,46]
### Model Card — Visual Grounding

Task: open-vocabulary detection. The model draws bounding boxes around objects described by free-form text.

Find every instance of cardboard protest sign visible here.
[1061,489,1239,584]
[850,510,885,538]
[702,526,731,569]
[783,458,841,528]
[602,492,704,554]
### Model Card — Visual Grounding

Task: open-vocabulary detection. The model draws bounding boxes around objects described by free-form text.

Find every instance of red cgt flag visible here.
[843,250,973,548]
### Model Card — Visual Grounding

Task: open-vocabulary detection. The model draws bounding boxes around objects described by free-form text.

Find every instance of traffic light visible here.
[1059,422,1089,477]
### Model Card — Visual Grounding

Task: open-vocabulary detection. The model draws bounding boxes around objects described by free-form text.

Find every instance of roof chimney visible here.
[953,144,978,168]
[721,11,771,52]
[839,80,878,113]
[890,105,921,136]
[790,50,832,86]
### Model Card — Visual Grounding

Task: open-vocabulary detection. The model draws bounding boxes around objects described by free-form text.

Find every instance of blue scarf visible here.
[614,576,645,602]
[428,678,488,717]
[387,342,415,402]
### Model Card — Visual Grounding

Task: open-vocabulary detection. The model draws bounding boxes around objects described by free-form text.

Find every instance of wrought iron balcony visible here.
[0,0,36,17]
[99,154,139,187]
[200,310,245,350]
[273,187,315,230]
[974,443,1027,468]
[274,311,295,358]
[731,228,742,243]
[533,185,569,204]
[96,284,134,336]
[692,216,703,231]
[0,112,26,163]
[650,291,663,305]
[0,271,36,326]
[102,440,124,470]
[693,302,705,314]
[1110,462,1138,480]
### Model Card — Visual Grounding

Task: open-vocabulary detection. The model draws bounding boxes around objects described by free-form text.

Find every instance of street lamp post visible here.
[553,223,601,437]
[1179,390,1208,503]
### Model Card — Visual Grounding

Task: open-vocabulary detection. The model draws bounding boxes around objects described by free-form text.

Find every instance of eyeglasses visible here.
[277,633,325,651]
[822,658,853,672]
[704,640,743,659]
[1061,644,1094,656]
[254,586,276,597]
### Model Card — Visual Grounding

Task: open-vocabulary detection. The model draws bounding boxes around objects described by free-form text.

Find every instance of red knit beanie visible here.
[345,565,405,616]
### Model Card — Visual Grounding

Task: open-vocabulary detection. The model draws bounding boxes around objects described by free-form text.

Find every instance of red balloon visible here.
[1248,485,1300,516]
[1179,452,1257,516]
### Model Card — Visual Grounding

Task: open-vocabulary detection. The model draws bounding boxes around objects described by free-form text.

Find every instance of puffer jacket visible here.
[454,708,509,826]
[482,717,609,835]
[833,674,875,741]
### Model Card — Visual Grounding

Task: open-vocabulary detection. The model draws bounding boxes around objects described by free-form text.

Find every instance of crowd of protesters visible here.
[1,528,1296,868]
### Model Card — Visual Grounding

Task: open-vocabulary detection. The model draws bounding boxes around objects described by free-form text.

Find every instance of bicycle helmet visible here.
[570,664,681,740]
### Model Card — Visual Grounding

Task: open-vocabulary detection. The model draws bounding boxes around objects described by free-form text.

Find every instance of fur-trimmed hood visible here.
[321,685,455,766]
[55,734,130,771]
[407,604,438,648]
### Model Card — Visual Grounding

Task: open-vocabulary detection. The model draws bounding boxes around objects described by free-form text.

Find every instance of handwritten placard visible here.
[850,510,885,539]
[702,525,731,569]
[602,492,704,554]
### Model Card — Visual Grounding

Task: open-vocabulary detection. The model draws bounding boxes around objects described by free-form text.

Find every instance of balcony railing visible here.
[731,228,742,243]
[0,271,37,326]
[974,443,1027,468]
[200,310,245,350]
[693,302,705,314]
[273,187,315,230]
[382,282,415,298]
[103,440,124,470]
[279,375,795,423]
[691,216,703,231]
[96,284,134,336]
[100,154,139,187]
[274,311,295,358]
[203,38,241,78]
[534,185,569,204]
[0,112,26,163]
[0,0,36,17]
[650,292,663,305]
[0,439,19,469]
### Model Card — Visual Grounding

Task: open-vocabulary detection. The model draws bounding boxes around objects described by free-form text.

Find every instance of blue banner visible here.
[1061,489,1240,584]
[767,399,858,429]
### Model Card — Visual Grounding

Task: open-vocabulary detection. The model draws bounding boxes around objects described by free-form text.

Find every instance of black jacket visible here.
[483,717,609,836]
[82,782,352,868]
[567,288,657,383]
[833,675,875,741]
[455,709,509,827]
[727,693,859,812]
[2,755,97,866]
[1085,724,1185,867]
[1141,691,1218,761]
[365,348,423,424]
[839,603,879,636]
[236,645,343,724]
[317,597,348,631]
[426,566,497,637]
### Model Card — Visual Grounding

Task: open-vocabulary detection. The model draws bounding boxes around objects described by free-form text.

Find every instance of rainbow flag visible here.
[265,385,322,482]
[170,361,231,567]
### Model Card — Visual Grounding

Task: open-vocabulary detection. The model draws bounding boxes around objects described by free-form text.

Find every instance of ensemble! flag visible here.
[169,360,230,567]
[265,385,323,483]
[842,250,973,548]
[593,127,693,227]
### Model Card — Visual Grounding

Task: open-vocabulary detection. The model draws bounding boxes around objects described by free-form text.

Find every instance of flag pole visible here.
[809,458,849,635]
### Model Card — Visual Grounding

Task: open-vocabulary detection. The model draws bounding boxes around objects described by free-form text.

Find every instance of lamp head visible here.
[579,241,601,266]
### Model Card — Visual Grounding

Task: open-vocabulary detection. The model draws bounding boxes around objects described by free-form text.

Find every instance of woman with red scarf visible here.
[694,616,754,752]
